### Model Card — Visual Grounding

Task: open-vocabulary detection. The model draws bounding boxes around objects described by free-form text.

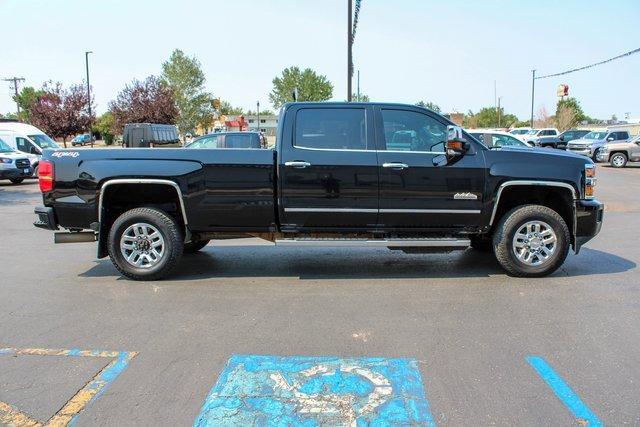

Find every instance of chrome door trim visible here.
[380,208,481,214]
[98,178,189,225]
[382,162,409,169]
[489,180,577,226]
[284,161,311,168]
[284,208,378,213]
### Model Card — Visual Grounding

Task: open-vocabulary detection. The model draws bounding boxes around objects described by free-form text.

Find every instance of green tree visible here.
[352,93,370,102]
[13,86,44,122]
[161,49,214,134]
[556,97,587,125]
[415,100,441,113]
[219,101,244,115]
[269,66,333,108]
[92,112,116,145]
[463,107,518,128]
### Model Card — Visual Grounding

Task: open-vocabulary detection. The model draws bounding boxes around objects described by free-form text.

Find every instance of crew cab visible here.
[596,133,640,167]
[33,102,603,280]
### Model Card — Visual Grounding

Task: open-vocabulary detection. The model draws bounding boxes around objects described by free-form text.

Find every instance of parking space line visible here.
[0,347,137,426]
[526,356,602,427]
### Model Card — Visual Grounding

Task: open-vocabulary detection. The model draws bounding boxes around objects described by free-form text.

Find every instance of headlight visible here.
[0,157,13,164]
[584,164,596,199]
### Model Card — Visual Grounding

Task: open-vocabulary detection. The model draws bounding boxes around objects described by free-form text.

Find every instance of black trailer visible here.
[122,123,180,148]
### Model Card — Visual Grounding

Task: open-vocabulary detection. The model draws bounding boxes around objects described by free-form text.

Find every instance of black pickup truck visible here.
[34,102,603,280]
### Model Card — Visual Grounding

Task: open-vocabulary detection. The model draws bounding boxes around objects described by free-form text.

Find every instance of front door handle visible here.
[284,161,311,169]
[382,162,409,170]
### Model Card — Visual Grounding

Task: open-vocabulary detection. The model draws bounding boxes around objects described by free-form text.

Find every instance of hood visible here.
[0,150,29,160]
[570,138,603,145]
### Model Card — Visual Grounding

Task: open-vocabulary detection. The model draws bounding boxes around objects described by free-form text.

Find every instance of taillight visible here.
[39,160,54,193]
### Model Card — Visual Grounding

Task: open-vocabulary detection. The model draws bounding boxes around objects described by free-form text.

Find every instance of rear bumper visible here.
[574,199,603,253]
[34,206,58,230]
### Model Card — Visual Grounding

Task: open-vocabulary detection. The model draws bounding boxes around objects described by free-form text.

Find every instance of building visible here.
[245,114,279,137]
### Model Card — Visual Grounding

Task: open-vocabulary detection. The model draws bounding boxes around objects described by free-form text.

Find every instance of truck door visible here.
[375,106,485,229]
[278,105,378,230]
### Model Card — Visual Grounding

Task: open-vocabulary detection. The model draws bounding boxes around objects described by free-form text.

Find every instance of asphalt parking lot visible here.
[1,165,639,426]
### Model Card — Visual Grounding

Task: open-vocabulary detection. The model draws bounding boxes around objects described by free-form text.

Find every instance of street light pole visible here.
[347,0,352,102]
[530,69,536,127]
[85,51,93,118]
[256,101,260,133]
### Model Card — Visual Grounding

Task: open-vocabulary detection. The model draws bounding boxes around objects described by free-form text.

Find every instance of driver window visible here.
[380,109,446,153]
[16,137,31,153]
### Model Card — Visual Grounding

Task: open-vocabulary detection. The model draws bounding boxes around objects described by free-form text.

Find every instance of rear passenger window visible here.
[381,109,446,152]
[225,134,257,148]
[295,108,367,150]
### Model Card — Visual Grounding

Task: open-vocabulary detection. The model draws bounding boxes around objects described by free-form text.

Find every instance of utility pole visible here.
[347,0,352,102]
[494,80,497,110]
[256,101,260,132]
[3,77,25,114]
[356,70,360,102]
[530,69,536,127]
[497,97,502,127]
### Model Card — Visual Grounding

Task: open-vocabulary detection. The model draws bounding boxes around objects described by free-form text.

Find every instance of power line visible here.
[536,47,640,79]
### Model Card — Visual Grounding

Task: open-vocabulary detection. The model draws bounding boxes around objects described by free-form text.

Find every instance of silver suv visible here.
[596,133,640,167]
[566,130,630,159]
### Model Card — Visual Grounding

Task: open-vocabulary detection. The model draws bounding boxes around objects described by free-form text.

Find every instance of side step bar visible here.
[275,237,470,248]
[54,232,97,244]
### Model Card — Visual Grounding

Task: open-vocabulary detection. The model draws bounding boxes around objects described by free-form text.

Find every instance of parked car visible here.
[34,102,602,280]
[0,137,32,184]
[519,128,560,145]
[467,130,533,148]
[0,120,59,177]
[122,123,180,148]
[566,130,630,160]
[509,127,532,137]
[71,134,95,146]
[184,132,263,149]
[595,133,640,167]
[536,129,591,149]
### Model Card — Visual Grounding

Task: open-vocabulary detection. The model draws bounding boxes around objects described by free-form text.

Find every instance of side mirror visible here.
[29,146,40,155]
[445,125,469,158]
[559,135,565,141]
[606,137,614,141]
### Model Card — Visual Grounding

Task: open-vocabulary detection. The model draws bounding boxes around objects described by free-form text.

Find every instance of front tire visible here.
[610,152,627,168]
[184,239,210,254]
[108,207,183,280]
[493,205,569,277]
[10,178,24,184]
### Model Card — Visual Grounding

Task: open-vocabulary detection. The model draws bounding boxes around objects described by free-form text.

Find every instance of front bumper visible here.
[0,167,32,179]
[574,199,603,253]
[34,206,58,230]
[566,147,593,157]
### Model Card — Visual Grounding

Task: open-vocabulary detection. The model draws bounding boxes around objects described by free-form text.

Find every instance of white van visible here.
[0,121,60,177]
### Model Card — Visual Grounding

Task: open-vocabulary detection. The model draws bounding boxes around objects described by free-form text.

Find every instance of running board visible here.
[275,237,470,248]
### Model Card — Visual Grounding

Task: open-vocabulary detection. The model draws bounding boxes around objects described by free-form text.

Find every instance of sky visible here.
[1,0,639,121]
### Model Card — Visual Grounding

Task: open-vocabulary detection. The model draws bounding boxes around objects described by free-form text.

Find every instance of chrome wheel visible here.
[120,223,165,268]
[511,220,557,266]
[612,154,625,167]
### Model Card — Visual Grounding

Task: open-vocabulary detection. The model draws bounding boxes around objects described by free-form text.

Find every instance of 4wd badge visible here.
[454,192,478,200]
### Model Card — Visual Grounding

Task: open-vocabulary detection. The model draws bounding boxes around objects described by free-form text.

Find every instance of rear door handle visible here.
[284,161,311,169]
[382,162,409,170]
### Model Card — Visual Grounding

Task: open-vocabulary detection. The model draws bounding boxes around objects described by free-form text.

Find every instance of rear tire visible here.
[108,207,183,280]
[610,152,627,168]
[184,239,210,254]
[493,204,569,277]
[9,178,24,184]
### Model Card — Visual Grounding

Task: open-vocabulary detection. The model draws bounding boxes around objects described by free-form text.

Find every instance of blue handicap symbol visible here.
[195,354,435,426]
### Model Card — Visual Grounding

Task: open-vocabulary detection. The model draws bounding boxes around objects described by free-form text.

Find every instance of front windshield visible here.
[28,134,59,149]
[510,129,529,135]
[0,138,13,152]
[582,131,607,140]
